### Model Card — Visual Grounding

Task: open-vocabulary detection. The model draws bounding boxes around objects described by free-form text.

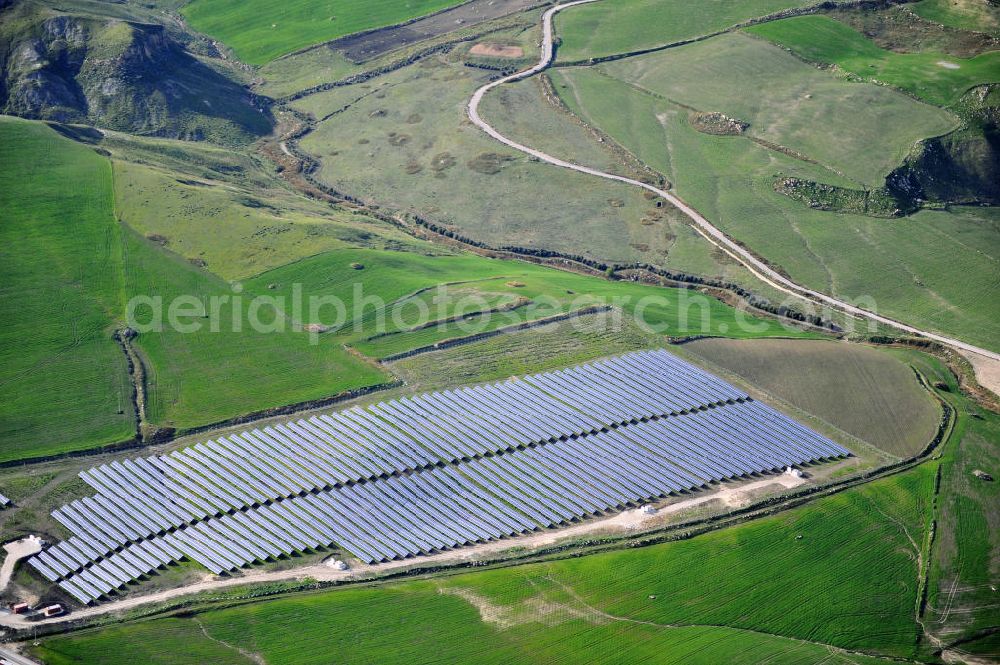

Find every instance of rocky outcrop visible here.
[0,9,272,144]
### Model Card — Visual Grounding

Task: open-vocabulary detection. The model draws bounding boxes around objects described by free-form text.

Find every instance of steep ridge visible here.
[0,4,272,145]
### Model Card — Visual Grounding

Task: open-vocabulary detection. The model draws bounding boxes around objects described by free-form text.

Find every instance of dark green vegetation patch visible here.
[745,15,1000,106]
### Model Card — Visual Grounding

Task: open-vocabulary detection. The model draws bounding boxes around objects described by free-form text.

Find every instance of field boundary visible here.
[377,304,613,361]
[272,0,481,64]
[273,16,537,104]
[267,107,842,333]
[361,296,531,342]
[0,381,402,470]
[551,0,911,68]
[110,328,148,441]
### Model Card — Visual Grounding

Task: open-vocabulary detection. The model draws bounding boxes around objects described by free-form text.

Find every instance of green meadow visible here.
[597,33,958,187]
[0,117,816,460]
[0,118,135,461]
[120,227,389,431]
[553,0,815,62]
[549,63,1000,352]
[746,15,1000,106]
[298,57,667,269]
[910,0,1000,35]
[245,247,816,347]
[182,0,463,65]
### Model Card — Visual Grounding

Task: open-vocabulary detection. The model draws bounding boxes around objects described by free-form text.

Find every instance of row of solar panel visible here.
[46,394,846,574]
[43,393,790,574]
[41,396,848,579]
[53,538,180,604]
[72,350,746,533]
[42,400,848,602]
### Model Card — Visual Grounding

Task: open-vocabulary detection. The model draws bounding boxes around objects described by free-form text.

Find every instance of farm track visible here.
[466,0,1000,370]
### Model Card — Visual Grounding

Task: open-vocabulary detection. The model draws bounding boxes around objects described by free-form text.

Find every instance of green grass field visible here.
[907,351,1000,652]
[256,47,364,99]
[684,338,941,457]
[549,65,1000,352]
[182,0,464,65]
[121,228,390,431]
[111,158,431,281]
[476,76,754,286]
[910,0,1000,34]
[745,15,1000,106]
[244,247,819,345]
[0,117,827,458]
[31,459,935,663]
[553,0,815,62]
[598,33,958,187]
[298,56,670,268]
[0,117,135,462]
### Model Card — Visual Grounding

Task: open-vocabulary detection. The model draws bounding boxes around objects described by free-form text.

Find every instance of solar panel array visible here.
[28,349,850,604]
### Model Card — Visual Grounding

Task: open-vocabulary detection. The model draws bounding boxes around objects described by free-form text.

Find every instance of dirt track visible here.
[466,0,1000,385]
[0,537,43,597]
[0,476,802,629]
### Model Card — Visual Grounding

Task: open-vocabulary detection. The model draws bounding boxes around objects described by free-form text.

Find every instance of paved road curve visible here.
[467,0,1000,362]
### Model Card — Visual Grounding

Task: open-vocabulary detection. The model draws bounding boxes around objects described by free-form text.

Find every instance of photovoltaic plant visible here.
[28,350,850,604]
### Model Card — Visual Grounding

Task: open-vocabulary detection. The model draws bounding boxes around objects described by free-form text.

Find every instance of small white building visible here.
[327,559,349,571]
[785,466,804,478]
[41,604,64,617]
[639,504,657,515]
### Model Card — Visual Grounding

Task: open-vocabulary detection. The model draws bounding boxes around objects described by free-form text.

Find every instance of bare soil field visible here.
[684,338,941,458]
[470,42,526,58]
[330,0,541,63]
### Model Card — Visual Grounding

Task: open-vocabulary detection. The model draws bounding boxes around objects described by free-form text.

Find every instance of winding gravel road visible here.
[467,0,1000,364]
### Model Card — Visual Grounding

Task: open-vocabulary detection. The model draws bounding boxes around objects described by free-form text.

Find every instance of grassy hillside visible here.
[553,0,815,62]
[111,157,433,281]
[909,350,1000,653]
[121,228,390,431]
[891,84,1000,206]
[0,117,825,458]
[0,4,271,145]
[745,15,1000,106]
[910,0,1000,35]
[31,461,935,663]
[243,247,819,345]
[182,0,464,65]
[298,56,667,269]
[476,76,752,286]
[0,117,134,462]
[684,338,941,457]
[598,33,958,187]
[549,66,1000,352]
